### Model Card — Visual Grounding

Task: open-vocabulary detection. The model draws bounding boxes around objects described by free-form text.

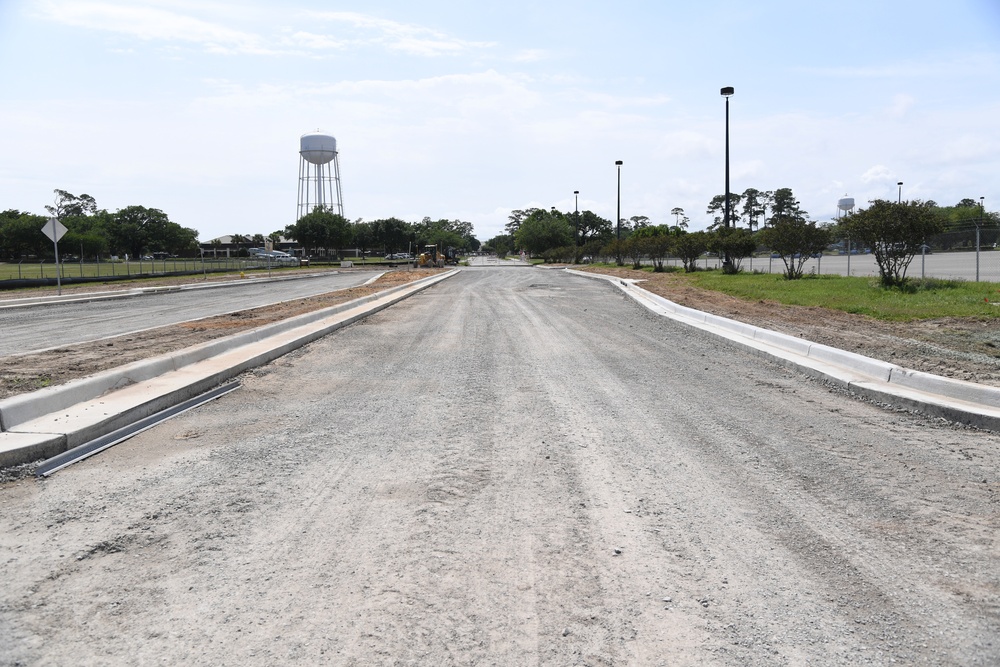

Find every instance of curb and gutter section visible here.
[566,269,1000,432]
[0,270,457,468]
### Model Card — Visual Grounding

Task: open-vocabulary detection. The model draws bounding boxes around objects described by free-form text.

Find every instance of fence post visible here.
[975,225,980,282]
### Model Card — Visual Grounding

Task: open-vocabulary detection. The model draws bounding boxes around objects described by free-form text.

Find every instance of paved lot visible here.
[1,268,997,665]
[709,250,1000,282]
[0,271,378,356]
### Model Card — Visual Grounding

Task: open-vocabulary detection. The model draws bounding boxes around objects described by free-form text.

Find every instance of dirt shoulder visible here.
[579,266,1000,388]
[0,268,444,400]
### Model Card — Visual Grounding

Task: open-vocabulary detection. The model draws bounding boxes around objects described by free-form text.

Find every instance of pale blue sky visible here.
[2,0,998,242]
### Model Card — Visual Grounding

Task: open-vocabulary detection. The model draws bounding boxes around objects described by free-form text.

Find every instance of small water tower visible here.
[297,131,343,219]
[837,195,855,219]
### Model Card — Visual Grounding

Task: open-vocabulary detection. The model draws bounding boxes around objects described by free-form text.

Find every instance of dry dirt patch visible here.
[580,266,1000,388]
[0,269,442,400]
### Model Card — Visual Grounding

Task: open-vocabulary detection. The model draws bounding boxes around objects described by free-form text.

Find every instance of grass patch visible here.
[680,270,1000,321]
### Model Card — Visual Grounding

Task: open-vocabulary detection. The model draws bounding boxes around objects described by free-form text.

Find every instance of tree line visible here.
[280,207,480,259]
[1,190,199,261]
[489,188,997,288]
[1,191,483,263]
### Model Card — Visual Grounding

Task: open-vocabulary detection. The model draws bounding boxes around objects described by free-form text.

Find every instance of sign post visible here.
[41,217,68,295]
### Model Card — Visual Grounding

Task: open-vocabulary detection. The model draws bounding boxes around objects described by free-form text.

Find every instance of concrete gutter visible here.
[566,268,1000,432]
[0,270,457,468]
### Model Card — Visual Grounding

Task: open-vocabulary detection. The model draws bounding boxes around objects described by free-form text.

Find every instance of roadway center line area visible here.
[1,269,998,665]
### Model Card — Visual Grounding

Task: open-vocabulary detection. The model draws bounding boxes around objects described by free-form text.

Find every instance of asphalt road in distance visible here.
[0,271,379,356]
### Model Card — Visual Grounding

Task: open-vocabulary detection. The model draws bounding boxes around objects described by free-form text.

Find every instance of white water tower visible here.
[297,131,343,219]
[837,195,855,219]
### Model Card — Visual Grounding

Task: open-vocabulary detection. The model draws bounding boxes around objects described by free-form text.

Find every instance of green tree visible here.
[483,233,515,258]
[601,238,627,266]
[62,227,108,259]
[770,187,806,220]
[0,210,49,259]
[741,188,766,231]
[285,207,353,257]
[352,221,375,256]
[577,210,613,246]
[623,236,645,269]
[413,217,466,251]
[708,227,757,273]
[631,225,672,271]
[707,193,743,228]
[757,216,831,279]
[506,208,541,236]
[672,231,710,272]
[103,205,186,258]
[845,199,946,287]
[514,209,572,256]
[45,189,97,219]
[370,217,411,254]
[626,215,651,235]
[669,207,689,229]
[230,234,249,256]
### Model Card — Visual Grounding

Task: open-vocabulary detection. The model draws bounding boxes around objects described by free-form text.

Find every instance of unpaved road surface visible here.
[1,268,998,665]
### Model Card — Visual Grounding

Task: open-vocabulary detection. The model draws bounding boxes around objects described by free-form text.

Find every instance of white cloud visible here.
[36,0,266,53]
[887,93,915,118]
[511,49,548,63]
[35,2,492,58]
[301,10,494,57]
[285,31,346,52]
[861,165,893,183]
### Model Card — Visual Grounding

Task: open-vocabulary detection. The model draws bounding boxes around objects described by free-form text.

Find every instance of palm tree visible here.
[230,233,248,257]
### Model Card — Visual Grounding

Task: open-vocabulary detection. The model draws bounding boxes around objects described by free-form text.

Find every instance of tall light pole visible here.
[615,160,623,240]
[720,87,735,272]
[897,181,903,204]
[573,190,580,248]
[721,87,734,229]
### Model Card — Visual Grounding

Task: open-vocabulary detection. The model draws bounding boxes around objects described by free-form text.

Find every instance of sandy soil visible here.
[1,269,997,666]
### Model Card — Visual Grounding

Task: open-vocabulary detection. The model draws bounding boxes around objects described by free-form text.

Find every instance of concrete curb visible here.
[0,270,457,468]
[565,268,1000,431]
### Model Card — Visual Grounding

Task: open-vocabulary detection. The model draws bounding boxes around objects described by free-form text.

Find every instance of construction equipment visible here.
[415,245,443,268]
[415,245,461,267]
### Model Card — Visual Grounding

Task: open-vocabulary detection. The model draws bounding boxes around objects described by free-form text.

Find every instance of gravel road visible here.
[1,268,997,666]
[0,271,378,356]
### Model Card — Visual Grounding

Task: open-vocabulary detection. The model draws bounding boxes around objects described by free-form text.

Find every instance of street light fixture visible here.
[615,161,623,240]
[897,181,903,204]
